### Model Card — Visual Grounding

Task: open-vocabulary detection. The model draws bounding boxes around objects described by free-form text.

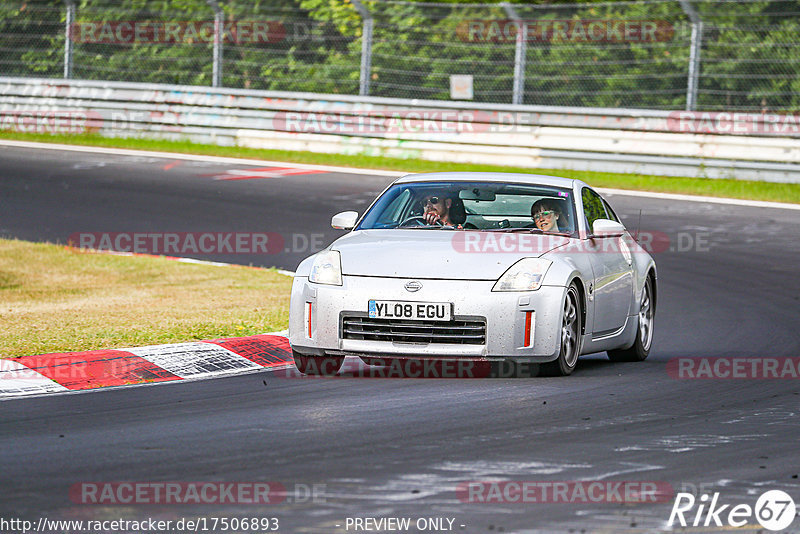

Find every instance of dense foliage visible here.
[2,0,798,111]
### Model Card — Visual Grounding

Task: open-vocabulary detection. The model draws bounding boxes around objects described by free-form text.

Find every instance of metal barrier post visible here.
[64,0,75,79]
[679,0,702,111]
[352,0,373,96]
[502,2,527,105]
[207,0,224,87]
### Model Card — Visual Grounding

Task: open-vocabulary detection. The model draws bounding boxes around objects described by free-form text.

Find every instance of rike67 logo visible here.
[668,490,796,531]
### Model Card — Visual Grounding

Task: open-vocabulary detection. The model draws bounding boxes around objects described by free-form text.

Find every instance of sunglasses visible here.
[423,196,441,205]
[534,210,556,221]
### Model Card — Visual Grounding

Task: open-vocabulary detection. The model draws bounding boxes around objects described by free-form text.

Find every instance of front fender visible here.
[294,253,318,278]
[540,253,592,340]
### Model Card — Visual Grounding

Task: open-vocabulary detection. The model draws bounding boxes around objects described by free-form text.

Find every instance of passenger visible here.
[531,198,565,233]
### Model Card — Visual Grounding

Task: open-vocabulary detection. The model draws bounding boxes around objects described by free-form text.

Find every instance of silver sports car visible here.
[288,172,656,376]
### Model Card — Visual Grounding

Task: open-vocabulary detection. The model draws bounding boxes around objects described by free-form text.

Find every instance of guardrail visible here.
[2,77,799,183]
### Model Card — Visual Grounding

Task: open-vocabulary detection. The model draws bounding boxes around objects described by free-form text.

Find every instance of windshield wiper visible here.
[483,227,543,233]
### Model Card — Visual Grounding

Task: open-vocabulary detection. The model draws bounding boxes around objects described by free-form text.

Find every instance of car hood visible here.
[333,229,570,280]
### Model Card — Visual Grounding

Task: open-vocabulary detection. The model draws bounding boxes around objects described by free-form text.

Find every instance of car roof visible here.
[394,172,579,188]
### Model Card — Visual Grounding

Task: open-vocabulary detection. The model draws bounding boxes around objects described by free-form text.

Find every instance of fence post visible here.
[502,2,526,105]
[207,0,224,87]
[64,0,75,79]
[679,0,702,111]
[351,0,373,96]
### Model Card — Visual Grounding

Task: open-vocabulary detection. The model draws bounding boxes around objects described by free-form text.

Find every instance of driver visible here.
[421,194,455,226]
[531,198,565,233]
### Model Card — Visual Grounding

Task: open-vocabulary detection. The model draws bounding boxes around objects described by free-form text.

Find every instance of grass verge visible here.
[1,130,799,204]
[0,238,291,358]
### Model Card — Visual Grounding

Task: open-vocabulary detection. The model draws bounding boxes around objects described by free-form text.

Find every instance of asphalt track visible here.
[2,145,800,533]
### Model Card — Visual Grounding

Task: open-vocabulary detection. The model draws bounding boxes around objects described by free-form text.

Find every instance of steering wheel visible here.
[398,215,442,227]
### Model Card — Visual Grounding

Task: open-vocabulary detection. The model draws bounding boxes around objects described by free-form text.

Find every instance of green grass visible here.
[0,238,291,358]
[2,130,799,204]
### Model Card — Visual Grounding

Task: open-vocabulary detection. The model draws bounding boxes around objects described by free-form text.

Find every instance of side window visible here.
[377,189,411,225]
[581,188,608,231]
[602,198,620,223]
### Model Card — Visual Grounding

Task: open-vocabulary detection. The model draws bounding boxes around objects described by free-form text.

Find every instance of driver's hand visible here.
[423,211,442,225]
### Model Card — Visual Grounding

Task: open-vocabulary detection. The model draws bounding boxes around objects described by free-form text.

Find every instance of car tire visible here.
[293,350,344,376]
[607,276,654,362]
[540,283,582,377]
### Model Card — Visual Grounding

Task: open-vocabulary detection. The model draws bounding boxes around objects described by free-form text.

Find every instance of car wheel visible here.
[607,276,654,362]
[540,283,582,377]
[293,350,344,376]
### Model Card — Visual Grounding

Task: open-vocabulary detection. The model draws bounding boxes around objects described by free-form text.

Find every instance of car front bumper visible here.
[289,275,568,363]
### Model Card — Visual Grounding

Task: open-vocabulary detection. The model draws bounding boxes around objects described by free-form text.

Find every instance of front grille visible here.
[341,315,486,345]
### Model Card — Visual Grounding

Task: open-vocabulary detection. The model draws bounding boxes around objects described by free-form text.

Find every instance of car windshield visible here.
[357,181,577,235]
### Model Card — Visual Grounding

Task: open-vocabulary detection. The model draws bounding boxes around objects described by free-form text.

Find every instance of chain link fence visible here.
[1,0,799,111]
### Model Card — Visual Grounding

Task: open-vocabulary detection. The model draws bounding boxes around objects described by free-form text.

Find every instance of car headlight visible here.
[492,258,552,292]
[309,250,342,286]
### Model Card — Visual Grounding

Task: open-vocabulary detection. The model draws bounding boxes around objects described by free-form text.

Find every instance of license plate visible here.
[368,300,452,321]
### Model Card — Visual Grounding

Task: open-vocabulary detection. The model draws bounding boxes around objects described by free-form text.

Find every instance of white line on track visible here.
[2,139,798,210]
[0,140,401,177]
[596,187,800,211]
[72,248,297,275]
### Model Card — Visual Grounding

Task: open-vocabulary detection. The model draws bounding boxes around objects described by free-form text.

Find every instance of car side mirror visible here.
[331,211,359,230]
[592,219,625,238]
